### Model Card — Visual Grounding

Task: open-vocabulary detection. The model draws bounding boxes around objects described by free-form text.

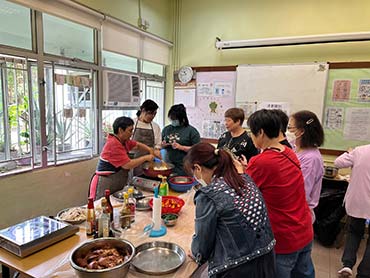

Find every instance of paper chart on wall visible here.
[186,71,236,139]
[174,88,196,107]
[324,107,344,129]
[343,108,370,140]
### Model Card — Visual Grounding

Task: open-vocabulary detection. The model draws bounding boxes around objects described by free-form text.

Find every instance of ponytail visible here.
[184,143,245,195]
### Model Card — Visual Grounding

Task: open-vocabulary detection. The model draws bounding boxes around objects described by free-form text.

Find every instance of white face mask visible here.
[194,168,208,187]
[285,130,297,144]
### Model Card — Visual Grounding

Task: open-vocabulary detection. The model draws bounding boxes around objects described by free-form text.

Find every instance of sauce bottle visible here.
[104,189,114,221]
[127,187,136,223]
[98,198,110,237]
[120,192,131,229]
[86,197,95,236]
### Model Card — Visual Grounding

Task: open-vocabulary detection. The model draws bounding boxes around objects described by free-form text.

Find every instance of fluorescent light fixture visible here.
[215,32,370,49]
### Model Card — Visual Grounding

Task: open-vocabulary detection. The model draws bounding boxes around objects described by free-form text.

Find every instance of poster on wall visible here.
[343,108,370,141]
[358,79,370,102]
[174,89,196,107]
[186,71,236,139]
[324,107,344,129]
[332,79,351,101]
[236,101,258,128]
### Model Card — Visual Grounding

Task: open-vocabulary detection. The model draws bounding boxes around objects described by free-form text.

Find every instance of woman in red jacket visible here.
[245,109,314,278]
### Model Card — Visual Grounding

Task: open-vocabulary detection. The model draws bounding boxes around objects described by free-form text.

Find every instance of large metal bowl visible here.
[70,238,135,278]
[142,161,174,178]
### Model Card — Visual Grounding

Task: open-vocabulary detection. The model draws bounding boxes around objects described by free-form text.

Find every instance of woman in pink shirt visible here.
[335,145,370,278]
[286,110,324,223]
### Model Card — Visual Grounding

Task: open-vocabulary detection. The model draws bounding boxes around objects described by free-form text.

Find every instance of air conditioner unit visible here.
[103,70,140,107]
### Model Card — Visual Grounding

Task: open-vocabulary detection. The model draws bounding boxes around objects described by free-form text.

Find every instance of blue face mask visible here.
[170,120,180,127]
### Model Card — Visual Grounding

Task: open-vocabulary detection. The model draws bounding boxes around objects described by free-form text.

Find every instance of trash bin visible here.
[313,178,348,246]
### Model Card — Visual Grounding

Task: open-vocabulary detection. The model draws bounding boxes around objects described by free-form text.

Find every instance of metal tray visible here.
[112,187,143,202]
[131,241,186,275]
[136,196,152,211]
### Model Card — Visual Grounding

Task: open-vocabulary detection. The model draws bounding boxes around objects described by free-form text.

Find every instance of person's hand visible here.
[187,251,196,262]
[239,154,248,167]
[161,140,170,148]
[171,142,182,150]
[233,157,245,174]
[153,149,162,159]
[145,154,154,162]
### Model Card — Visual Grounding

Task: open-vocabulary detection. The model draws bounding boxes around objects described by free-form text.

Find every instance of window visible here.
[43,14,94,63]
[141,60,165,77]
[102,50,138,73]
[44,65,96,165]
[0,56,34,172]
[141,79,165,128]
[0,0,32,50]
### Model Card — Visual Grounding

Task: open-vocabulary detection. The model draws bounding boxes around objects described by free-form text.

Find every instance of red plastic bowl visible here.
[149,196,185,214]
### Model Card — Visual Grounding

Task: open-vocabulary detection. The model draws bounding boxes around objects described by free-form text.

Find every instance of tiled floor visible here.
[1,235,368,278]
[313,235,368,278]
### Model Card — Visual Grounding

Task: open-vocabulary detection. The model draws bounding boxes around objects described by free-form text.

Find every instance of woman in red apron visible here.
[131,100,162,176]
[89,116,159,200]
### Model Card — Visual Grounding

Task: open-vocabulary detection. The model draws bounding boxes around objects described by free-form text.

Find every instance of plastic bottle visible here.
[120,192,131,229]
[104,189,114,222]
[158,175,169,196]
[86,197,95,236]
[127,187,136,223]
[98,198,110,237]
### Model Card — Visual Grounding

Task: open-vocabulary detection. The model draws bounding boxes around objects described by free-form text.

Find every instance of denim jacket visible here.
[191,174,275,276]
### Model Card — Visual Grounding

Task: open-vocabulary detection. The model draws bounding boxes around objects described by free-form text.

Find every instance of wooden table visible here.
[0,191,198,278]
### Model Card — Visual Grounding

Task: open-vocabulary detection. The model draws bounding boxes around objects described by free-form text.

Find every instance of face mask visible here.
[170,120,180,127]
[194,170,208,187]
[285,130,297,144]
[194,176,208,187]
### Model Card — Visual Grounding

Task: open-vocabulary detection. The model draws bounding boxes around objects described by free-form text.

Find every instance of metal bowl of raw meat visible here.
[70,237,135,278]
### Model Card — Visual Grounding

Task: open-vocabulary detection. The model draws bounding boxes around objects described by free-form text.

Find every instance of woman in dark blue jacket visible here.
[184,143,275,278]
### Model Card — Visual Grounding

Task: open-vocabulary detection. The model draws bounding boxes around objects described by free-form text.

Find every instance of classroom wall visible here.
[0,159,98,229]
[178,0,370,66]
[75,0,174,42]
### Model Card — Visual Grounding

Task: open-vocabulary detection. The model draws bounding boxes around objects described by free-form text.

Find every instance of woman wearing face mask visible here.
[184,143,276,278]
[287,110,324,223]
[131,99,162,176]
[244,109,314,278]
[162,104,200,176]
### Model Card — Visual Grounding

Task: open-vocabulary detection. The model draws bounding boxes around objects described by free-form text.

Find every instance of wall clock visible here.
[178,66,193,84]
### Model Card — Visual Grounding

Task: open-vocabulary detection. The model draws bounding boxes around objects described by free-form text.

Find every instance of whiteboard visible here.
[236,63,329,120]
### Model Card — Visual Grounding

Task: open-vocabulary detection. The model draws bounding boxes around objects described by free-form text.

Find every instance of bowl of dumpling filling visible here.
[70,237,135,278]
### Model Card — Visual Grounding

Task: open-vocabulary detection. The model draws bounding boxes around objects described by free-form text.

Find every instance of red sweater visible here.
[246,147,313,254]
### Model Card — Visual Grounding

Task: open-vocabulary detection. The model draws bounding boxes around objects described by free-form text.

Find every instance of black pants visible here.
[342,216,370,278]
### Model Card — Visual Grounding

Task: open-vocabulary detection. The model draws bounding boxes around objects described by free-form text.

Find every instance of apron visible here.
[131,120,155,176]
[89,136,130,200]
[89,169,129,200]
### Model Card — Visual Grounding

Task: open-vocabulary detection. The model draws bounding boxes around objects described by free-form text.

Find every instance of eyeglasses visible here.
[146,111,157,115]
[287,125,297,131]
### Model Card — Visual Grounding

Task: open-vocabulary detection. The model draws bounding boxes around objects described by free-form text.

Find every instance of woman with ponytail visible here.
[184,143,275,278]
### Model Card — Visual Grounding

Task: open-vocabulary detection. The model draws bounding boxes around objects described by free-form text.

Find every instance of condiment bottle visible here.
[104,189,114,222]
[158,175,169,196]
[127,187,136,223]
[120,192,131,229]
[98,198,110,237]
[86,197,95,236]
